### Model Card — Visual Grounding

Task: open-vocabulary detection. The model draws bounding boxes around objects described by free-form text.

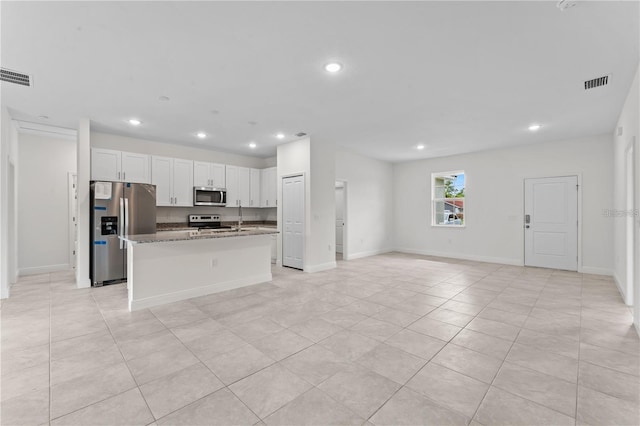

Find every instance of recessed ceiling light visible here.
[249,142,257,149]
[324,62,343,73]
[528,124,541,132]
[158,96,170,101]
[276,133,285,139]
[128,118,141,126]
[196,132,207,139]
[416,144,425,150]
[39,115,49,120]
[248,121,257,126]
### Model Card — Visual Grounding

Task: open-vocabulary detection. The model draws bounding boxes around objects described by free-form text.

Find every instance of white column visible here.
[76,118,91,288]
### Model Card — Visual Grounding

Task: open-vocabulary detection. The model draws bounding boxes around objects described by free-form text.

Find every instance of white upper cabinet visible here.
[151,156,173,206]
[172,159,194,207]
[260,167,277,208]
[152,156,193,207]
[250,168,261,208]
[91,148,150,183]
[226,165,252,207]
[121,151,151,183]
[238,167,251,208]
[193,161,210,187]
[225,165,239,207]
[194,161,225,188]
[211,163,226,188]
[91,148,121,181]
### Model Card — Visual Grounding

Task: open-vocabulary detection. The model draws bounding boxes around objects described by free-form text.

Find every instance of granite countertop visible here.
[121,228,278,244]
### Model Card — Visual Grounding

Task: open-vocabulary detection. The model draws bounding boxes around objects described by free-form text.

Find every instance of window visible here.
[432,171,465,226]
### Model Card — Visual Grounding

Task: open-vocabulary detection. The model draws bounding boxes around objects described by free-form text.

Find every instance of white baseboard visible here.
[19,264,70,276]
[129,272,272,311]
[345,248,393,261]
[581,266,613,276]
[304,261,337,273]
[613,273,633,306]
[393,247,522,266]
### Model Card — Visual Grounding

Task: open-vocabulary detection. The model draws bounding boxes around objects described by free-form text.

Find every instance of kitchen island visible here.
[121,228,278,311]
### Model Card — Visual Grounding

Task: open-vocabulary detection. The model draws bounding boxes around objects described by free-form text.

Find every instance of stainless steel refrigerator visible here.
[90,181,156,286]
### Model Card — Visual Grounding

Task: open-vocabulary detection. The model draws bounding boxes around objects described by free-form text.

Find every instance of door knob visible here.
[525,225,530,229]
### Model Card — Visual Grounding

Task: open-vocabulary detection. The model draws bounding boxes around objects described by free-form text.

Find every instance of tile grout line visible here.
[361,269,503,425]
[467,267,546,425]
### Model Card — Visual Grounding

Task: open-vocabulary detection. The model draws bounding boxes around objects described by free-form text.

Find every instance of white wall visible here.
[17,132,77,275]
[613,65,639,314]
[0,107,19,297]
[307,137,336,272]
[394,135,614,274]
[91,132,272,169]
[336,150,394,259]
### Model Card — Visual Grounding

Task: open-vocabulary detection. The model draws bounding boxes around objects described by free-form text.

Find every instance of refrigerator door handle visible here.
[124,197,130,237]
[119,197,124,249]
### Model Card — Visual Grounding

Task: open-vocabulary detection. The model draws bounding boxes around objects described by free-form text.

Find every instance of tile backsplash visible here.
[156,206,276,224]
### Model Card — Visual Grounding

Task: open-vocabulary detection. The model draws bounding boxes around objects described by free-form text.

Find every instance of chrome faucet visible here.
[237,204,243,231]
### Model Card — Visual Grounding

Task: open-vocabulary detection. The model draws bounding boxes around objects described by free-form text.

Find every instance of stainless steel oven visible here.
[194,187,226,206]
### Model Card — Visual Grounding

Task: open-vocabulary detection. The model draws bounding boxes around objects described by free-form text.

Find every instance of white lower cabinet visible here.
[152,156,193,207]
[270,234,277,264]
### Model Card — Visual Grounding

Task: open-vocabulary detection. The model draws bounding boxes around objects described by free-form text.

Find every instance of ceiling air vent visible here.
[0,68,32,87]
[295,132,307,137]
[584,75,609,90]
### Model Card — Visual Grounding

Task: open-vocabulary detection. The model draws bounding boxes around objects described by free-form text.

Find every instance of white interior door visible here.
[283,175,304,269]
[335,186,344,254]
[524,176,578,271]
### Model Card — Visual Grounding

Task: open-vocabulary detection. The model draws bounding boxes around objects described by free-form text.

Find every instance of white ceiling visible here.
[1,1,638,162]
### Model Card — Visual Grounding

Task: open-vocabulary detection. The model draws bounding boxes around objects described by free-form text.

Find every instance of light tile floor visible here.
[2,253,639,425]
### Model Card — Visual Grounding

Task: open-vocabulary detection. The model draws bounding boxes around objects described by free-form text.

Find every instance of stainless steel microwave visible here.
[193,187,227,206]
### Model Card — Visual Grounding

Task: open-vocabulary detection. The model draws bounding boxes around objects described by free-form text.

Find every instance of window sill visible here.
[431,224,466,229]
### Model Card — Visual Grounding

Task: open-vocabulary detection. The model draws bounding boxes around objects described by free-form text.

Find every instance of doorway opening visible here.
[335,181,346,261]
[524,175,579,271]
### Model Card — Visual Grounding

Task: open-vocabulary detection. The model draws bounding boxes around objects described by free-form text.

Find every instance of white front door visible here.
[335,186,344,254]
[524,176,578,271]
[283,175,304,269]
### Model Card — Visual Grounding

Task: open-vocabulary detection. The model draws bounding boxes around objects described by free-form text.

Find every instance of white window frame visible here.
[431,170,466,228]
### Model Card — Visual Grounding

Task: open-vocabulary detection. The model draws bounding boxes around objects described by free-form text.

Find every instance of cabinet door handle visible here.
[123,172,126,181]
